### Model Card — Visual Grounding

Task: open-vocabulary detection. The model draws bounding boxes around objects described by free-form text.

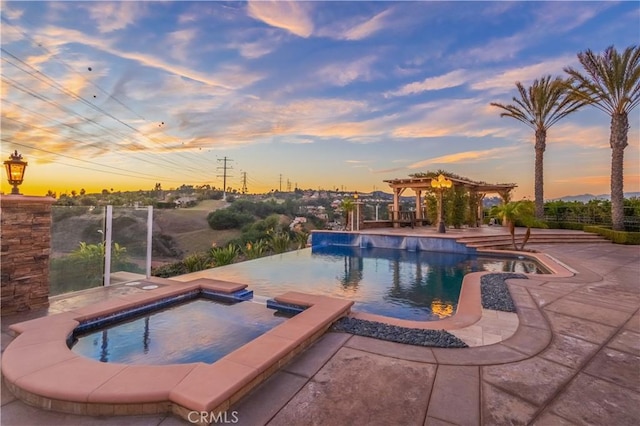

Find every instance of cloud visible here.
[227,29,282,59]
[386,69,471,97]
[247,0,313,38]
[371,166,408,174]
[166,28,199,63]
[343,9,393,40]
[532,2,605,33]
[408,146,522,169]
[83,2,146,33]
[315,56,378,87]
[40,26,263,91]
[470,55,577,94]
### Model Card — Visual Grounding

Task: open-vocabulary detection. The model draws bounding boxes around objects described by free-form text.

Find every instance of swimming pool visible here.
[209,245,546,321]
[70,298,288,365]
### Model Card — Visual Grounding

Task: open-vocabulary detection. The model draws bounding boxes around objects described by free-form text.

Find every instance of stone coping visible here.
[2,278,353,422]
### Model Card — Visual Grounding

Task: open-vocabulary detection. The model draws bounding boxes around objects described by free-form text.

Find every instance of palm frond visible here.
[565,45,640,115]
[491,75,584,132]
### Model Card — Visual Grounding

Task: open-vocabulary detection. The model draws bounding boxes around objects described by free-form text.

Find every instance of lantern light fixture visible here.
[4,150,28,195]
[431,174,453,233]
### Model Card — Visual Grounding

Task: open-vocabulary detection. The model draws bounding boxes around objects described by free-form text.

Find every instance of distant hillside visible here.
[551,192,640,203]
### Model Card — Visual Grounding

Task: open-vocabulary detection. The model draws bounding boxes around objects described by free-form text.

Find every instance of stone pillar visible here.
[1,195,56,316]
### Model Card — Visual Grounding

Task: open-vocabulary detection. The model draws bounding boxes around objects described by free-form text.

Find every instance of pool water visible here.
[210,246,546,321]
[70,298,287,365]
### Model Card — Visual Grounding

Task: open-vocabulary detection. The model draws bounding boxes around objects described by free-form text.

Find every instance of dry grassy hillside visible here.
[51,200,241,263]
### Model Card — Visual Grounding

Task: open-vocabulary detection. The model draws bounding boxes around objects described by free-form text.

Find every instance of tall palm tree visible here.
[491,76,585,218]
[564,45,640,231]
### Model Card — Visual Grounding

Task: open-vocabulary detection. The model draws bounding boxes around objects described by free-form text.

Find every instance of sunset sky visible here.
[1,1,638,199]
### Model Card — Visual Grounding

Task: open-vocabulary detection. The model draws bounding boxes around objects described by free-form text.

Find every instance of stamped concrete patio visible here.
[1,240,639,425]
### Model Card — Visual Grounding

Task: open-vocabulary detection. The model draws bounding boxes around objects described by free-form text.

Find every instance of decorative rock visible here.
[481,273,524,312]
[331,317,468,348]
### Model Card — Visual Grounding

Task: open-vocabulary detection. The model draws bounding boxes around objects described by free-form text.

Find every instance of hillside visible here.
[51,200,241,264]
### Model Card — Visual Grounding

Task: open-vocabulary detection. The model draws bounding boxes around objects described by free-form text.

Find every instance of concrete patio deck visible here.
[1,237,639,425]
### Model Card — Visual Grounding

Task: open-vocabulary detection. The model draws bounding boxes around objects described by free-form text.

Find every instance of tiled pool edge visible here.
[2,278,353,424]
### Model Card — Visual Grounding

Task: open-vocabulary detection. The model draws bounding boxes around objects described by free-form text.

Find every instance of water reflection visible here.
[73,299,286,365]
[338,255,363,291]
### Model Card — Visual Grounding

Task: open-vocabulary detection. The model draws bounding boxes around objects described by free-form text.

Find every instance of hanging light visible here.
[4,150,28,195]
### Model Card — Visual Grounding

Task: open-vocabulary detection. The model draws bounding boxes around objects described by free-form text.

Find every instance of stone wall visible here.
[1,195,56,316]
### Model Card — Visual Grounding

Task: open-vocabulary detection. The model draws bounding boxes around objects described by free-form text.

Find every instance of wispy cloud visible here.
[386,69,471,97]
[83,2,146,34]
[247,0,314,38]
[41,26,263,90]
[319,8,394,41]
[227,28,282,59]
[343,9,393,40]
[408,146,521,169]
[315,56,378,87]
[471,55,577,94]
[166,28,198,63]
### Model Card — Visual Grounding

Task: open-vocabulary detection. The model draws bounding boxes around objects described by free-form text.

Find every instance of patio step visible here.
[457,231,609,249]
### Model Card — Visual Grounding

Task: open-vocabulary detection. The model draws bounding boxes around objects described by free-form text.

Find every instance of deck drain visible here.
[142,285,158,290]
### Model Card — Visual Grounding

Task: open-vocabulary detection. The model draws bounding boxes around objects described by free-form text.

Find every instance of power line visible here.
[0,36,219,178]
[216,157,233,200]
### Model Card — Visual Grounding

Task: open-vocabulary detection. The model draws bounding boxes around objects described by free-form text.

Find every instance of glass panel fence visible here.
[50,206,106,295]
[108,206,150,284]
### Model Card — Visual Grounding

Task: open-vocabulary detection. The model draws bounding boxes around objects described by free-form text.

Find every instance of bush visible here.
[541,221,585,230]
[269,231,291,254]
[209,244,238,266]
[241,239,269,260]
[152,261,187,278]
[584,226,640,245]
[207,209,254,230]
[183,253,211,272]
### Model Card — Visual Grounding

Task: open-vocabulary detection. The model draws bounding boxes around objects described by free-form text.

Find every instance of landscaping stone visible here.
[331,317,467,348]
[480,273,525,312]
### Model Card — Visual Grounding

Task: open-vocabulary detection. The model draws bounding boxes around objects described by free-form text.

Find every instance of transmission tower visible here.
[241,171,248,194]
[216,157,233,200]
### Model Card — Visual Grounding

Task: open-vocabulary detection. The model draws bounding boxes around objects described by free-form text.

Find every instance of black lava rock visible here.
[480,273,525,313]
[331,317,468,348]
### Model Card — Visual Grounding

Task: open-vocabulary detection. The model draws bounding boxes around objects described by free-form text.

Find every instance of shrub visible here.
[241,239,269,260]
[207,209,254,230]
[584,226,640,245]
[269,231,291,254]
[183,253,211,272]
[209,244,238,266]
[543,221,585,230]
[152,261,187,278]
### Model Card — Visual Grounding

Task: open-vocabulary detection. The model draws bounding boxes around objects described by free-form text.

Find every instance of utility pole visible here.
[217,157,233,200]
[286,179,291,192]
[279,174,282,192]
[241,172,248,194]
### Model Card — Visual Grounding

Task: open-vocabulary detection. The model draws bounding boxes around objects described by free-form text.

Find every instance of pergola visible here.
[383,175,517,228]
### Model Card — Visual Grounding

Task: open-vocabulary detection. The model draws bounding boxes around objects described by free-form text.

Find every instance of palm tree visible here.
[564,45,640,231]
[491,76,585,218]
[490,200,541,251]
[341,198,355,230]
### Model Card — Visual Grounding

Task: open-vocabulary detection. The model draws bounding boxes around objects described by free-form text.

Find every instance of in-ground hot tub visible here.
[70,297,290,365]
[2,277,353,422]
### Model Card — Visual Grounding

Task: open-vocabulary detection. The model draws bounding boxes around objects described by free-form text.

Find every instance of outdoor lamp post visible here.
[4,150,28,195]
[431,174,452,233]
